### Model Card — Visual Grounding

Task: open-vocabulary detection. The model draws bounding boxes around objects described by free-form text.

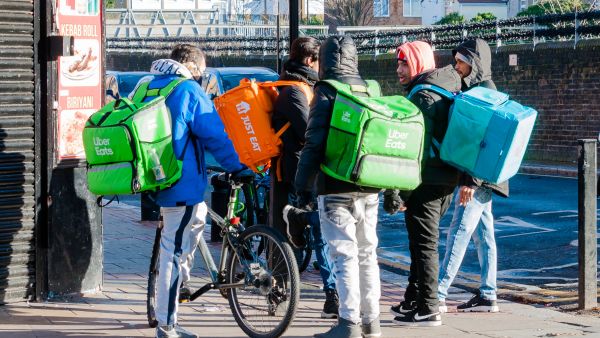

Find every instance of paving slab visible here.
[1,201,598,337]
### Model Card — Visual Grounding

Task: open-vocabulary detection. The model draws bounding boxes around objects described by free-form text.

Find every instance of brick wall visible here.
[370,0,422,26]
[358,40,600,164]
[107,39,600,164]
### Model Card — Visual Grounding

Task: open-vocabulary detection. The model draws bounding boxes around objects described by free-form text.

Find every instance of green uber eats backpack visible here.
[83,77,187,196]
[321,80,425,190]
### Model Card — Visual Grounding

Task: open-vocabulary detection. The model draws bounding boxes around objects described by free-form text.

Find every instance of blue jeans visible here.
[438,187,497,301]
[307,211,336,291]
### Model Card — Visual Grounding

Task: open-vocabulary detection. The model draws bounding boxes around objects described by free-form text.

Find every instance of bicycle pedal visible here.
[179,299,190,304]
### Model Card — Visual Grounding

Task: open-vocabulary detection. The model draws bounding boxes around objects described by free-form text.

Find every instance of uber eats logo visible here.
[94,137,114,156]
[385,130,408,150]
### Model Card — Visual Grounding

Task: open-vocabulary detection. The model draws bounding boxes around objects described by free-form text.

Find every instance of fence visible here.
[106,9,328,37]
[107,10,600,55]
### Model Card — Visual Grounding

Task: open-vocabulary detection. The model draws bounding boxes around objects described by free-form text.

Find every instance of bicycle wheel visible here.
[147,227,161,328]
[226,225,300,338]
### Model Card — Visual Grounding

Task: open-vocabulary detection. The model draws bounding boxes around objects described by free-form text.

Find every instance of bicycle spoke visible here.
[227,226,299,337]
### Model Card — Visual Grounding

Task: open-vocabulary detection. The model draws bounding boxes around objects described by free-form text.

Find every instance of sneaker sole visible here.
[320,311,338,319]
[283,205,292,227]
[458,305,499,313]
[392,318,442,327]
[362,332,382,338]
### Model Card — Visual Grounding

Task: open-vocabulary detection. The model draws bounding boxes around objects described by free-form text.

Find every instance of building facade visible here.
[371,0,423,25]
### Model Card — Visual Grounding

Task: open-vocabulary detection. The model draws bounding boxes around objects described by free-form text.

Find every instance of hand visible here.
[231,165,254,180]
[383,190,406,215]
[459,186,476,206]
[295,190,314,211]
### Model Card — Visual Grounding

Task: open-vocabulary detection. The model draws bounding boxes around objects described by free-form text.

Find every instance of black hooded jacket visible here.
[271,60,319,183]
[405,66,462,187]
[294,36,379,195]
[453,39,509,197]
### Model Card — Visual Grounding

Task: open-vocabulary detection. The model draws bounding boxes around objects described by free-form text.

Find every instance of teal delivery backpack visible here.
[409,85,537,184]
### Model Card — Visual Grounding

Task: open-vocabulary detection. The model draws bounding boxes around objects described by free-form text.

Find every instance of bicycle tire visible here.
[146,227,161,328]
[226,225,300,338]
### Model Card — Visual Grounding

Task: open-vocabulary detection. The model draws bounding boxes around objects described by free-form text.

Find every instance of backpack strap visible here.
[273,81,314,140]
[407,84,457,160]
[271,81,314,182]
[407,84,456,101]
[321,79,381,98]
[364,80,382,97]
[131,77,188,103]
[131,76,200,173]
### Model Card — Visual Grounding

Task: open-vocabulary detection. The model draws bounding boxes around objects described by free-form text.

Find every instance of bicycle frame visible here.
[189,179,257,301]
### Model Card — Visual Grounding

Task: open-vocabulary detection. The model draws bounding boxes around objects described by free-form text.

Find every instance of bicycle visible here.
[146,171,300,338]
[247,172,314,273]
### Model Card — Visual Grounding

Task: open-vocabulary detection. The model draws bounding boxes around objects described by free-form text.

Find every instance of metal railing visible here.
[106,9,328,37]
[107,10,600,55]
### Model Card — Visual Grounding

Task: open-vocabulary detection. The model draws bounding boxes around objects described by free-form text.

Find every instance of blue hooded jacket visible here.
[137,59,243,207]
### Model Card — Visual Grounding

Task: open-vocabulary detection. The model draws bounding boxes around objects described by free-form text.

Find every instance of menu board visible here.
[55,0,103,161]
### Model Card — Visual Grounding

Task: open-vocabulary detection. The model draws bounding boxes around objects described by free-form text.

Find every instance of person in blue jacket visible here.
[135,44,248,338]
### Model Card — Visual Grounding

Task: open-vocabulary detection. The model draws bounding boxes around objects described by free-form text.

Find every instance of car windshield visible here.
[221,73,279,92]
[119,74,150,97]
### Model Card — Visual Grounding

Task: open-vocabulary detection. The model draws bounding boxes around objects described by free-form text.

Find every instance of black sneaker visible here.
[282,205,307,248]
[393,310,442,327]
[321,289,339,319]
[390,300,417,317]
[457,294,499,313]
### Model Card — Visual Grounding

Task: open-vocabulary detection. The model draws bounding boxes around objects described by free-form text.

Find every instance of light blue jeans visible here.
[438,187,497,301]
[307,211,336,291]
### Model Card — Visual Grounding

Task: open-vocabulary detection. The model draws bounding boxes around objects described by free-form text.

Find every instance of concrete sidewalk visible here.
[1,203,599,338]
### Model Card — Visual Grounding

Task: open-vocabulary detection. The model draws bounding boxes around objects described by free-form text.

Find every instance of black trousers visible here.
[403,184,454,314]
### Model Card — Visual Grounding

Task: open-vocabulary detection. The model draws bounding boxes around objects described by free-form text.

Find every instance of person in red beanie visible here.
[385,41,461,327]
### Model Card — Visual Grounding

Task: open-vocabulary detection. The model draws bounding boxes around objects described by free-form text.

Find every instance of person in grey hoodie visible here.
[437,38,508,313]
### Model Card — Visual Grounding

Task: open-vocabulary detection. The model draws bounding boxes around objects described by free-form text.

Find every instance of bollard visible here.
[577,139,597,310]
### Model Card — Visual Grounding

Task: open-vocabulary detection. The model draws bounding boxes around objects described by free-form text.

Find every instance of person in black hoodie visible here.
[386,41,461,327]
[437,38,508,313]
[294,36,382,338]
[270,37,339,319]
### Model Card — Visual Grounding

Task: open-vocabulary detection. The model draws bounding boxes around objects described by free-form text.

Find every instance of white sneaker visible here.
[156,325,197,338]
[438,300,448,313]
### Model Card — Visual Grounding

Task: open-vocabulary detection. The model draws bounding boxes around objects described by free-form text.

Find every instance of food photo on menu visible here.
[60,39,100,86]
[59,110,94,158]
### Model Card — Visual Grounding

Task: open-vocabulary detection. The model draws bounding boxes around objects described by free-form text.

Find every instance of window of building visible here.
[374,0,390,17]
[403,0,422,17]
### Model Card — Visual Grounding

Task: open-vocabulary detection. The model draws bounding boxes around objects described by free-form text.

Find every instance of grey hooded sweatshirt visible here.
[453,39,508,197]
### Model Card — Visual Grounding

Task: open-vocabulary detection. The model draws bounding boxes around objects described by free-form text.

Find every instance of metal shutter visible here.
[0,0,36,304]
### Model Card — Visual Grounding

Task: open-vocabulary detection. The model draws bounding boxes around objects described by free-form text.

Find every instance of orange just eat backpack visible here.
[214,78,313,173]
